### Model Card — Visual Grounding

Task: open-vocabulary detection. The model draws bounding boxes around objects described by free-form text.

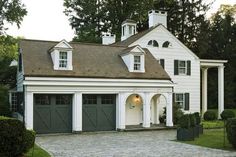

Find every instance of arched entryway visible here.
[150,94,167,125]
[125,94,143,126]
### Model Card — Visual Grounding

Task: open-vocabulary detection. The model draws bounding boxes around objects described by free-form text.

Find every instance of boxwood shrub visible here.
[203,110,217,121]
[0,116,36,156]
[221,110,235,120]
[226,118,236,149]
[194,112,201,125]
[178,114,190,129]
[189,114,196,127]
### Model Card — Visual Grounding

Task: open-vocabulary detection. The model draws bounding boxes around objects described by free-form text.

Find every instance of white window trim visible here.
[59,51,68,69]
[175,93,185,109]
[178,60,187,75]
[133,55,141,71]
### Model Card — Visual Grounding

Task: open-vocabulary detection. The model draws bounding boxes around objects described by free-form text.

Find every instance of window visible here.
[56,95,71,105]
[175,93,185,108]
[83,95,97,104]
[59,51,68,68]
[134,56,141,71]
[174,93,190,110]
[11,93,17,112]
[101,95,114,104]
[147,40,159,47]
[159,59,165,69]
[178,60,187,74]
[174,60,191,75]
[162,41,172,48]
[35,95,50,105]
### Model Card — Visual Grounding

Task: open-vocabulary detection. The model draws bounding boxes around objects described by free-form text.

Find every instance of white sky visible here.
[5,0,236,41]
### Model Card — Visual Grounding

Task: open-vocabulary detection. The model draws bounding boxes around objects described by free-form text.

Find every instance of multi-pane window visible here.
[11,93,17,112]
[101,95,114,104]
[83,95,97,104]
[178,60,187,74]
[56,95,71,105]
[35,95,50,105]
[147,40,159,47]
[134,56,141,71]
[59,51,68,68]
[175,93,185,108]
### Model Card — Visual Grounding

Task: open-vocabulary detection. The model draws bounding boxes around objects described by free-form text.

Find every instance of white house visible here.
[10,10,227,134]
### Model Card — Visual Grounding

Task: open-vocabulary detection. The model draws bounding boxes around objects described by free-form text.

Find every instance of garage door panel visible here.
[34,107,51,133]
[34,94,72,134]
[82,94,116,131]
[82,106,97,131]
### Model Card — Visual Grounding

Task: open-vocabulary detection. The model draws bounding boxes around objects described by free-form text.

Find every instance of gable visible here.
[120,25,199,60]
[53,39,73,49]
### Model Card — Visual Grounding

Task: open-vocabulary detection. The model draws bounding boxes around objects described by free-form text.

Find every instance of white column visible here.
[143,93,151,128]
[117,93,126,130]
[165,92,173,127]
[218,66,225,119]
[202,68,208,116]
[73,92,82,132]
[25,91,33,130]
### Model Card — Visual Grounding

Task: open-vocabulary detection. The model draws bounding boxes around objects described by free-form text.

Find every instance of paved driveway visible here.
[36,130,236,157]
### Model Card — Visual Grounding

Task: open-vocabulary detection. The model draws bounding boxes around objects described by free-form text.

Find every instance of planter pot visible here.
[197,124,203,134]
[177,128,194,141]
[194,126,199,138]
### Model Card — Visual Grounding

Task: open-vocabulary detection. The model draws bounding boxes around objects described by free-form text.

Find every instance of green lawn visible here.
[25,144,51,157]
[202,120,224,129]
[182,129,235,151]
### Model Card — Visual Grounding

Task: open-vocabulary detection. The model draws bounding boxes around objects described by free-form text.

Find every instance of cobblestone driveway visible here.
[36,130,236,157]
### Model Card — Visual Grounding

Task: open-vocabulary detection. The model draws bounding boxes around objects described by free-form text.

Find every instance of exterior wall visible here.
[23,77,173,130]
[130,26,201,113]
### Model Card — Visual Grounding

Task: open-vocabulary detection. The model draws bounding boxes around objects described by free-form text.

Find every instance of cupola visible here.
[121,19,137,41]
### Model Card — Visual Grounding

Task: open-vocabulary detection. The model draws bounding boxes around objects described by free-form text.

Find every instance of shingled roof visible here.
[113,25,160,46]
[19,39,170,80]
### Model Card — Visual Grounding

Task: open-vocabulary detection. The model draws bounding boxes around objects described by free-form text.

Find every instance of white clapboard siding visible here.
[130,25,200,113]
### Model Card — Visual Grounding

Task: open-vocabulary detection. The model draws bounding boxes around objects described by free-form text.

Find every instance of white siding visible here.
[130,26,201,113]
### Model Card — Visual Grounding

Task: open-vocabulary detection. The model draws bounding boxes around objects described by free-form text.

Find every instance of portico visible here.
[200,59,228,118]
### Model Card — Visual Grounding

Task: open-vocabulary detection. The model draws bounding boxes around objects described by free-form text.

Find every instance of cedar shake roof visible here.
[113,25,160,46]
[20,39,170,80]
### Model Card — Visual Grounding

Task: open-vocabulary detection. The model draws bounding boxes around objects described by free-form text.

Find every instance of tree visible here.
[0,0,27,34]
[64,0,153,43]
[153,0,211,51]
[206,5,236,109]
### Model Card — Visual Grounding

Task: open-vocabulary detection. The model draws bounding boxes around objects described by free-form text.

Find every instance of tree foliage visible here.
[0,0,27,34]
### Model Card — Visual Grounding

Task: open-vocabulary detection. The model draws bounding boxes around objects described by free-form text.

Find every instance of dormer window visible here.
[134,56,141,71]
[120,45,145,73]
[59,51,68,68]
[147,40,159,47]
[49,39,73,71]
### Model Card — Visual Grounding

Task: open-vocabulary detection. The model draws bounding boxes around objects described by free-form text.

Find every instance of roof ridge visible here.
[20,38,128,48]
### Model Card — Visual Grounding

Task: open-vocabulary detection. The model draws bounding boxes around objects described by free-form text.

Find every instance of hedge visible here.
[178,114,190,129]
[221,110,235,120]
[0,116,35,156]
[203,110,217,121]
[226,118,236,149]
[194,112,201,125]
[189,114,196,127]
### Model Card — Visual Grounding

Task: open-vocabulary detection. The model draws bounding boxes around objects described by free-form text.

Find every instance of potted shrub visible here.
[177,114,194,141]
[194,112,203,134]
[203,110,217,121]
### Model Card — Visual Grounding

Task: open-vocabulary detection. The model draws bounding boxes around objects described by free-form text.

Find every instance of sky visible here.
[5,0,236,41]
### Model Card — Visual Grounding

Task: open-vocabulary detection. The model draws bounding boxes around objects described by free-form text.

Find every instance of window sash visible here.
[59,52,68,68]
[134,56,141,70]
[178,61,187,74]
[175,93,185,108]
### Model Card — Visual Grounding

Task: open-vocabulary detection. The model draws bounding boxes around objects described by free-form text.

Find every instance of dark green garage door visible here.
[82,94,116,131]
[34,94,72,134]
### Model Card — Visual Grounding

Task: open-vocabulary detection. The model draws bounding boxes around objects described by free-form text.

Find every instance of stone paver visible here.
[36,130,236,157]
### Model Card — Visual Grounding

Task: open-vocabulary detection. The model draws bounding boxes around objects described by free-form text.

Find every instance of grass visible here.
[25,144,51,157]
[182,129,235,151]
[202,120,224,129]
